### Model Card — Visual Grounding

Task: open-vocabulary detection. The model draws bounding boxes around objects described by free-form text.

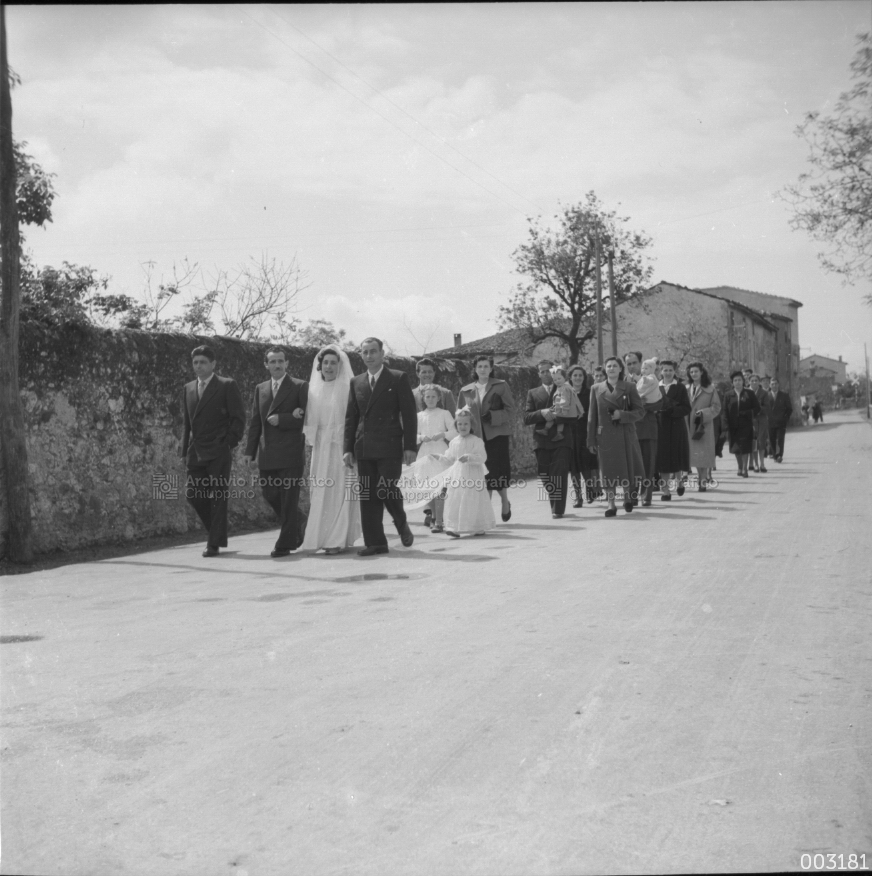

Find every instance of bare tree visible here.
[664,311,729,377]
[139,258,201,331]
[400,312,442,356]
[206,252,310,340]
[780,32,872,293]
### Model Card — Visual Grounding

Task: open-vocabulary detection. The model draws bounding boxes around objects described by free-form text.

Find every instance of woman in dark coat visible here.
[721,370,760,477]
[587,356,645,517]
[457,355,516,521]
[655,360,691,500]
[567,365,597,506]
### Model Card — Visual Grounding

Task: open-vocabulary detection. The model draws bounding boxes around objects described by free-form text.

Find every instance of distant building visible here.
[799,353,847,384]
[435,280,802,422]
[604,281,788,384]
[700,285,802,395]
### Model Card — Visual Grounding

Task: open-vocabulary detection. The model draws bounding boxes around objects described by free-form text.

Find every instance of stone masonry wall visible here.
[1,323,540,557]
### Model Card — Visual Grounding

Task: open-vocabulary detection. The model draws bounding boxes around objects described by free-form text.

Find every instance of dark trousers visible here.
[186,446,232,548]
[634,437,658,503]
[358,457,406,547]
[535,446,570,516]
[259,467,302,551]
[769,425,787,460]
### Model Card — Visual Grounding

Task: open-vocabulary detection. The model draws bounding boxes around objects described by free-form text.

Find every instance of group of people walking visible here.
[179,340,795,557]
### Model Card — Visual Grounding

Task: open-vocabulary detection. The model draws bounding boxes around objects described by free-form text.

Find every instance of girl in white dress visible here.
[441,408,496,538]
[300,345,361,554]
[415,385,457,533]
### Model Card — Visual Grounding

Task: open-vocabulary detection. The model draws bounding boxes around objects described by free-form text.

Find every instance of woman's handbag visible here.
[691,413,705,441]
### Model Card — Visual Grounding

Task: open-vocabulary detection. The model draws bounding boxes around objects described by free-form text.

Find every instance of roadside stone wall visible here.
[1,324,540,557]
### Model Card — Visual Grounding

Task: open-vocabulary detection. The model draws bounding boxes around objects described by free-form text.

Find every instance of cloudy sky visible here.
[7,3,872,370]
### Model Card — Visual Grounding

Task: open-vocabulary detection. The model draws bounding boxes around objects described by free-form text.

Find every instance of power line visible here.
[238,6,539,220]
[265,4,547,216]
[657,198,775,226]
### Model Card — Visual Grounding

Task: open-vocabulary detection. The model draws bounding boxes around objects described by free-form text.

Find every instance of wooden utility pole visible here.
[594,232,603,364]
[866,343,871,419]
[0,8,34,563]
[607,248,617,358]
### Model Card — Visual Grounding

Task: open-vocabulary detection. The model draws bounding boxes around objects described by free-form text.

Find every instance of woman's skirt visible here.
[483,434,511,490]
[728,421,755,455]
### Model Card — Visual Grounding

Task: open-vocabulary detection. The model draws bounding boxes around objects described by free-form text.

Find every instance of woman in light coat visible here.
[457,355,516,521]
[685,362,721,492]
[587,356,646,517]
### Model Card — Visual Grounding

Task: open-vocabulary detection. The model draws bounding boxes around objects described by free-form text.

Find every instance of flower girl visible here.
[415,384,457,532]
[441,408,496,538]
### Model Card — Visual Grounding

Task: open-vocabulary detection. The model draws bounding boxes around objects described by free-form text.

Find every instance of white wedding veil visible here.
[303,344,353,447]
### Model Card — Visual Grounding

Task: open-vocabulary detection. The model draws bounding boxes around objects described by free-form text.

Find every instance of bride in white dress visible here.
[300,345,361,554]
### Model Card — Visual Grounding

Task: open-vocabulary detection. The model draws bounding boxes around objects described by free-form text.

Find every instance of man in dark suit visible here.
[244,347,308,558]
[523,359,573,519]
[181,345,246,557]
[344,337,417,556]
[767,377,793,462]
[624,351,662,506]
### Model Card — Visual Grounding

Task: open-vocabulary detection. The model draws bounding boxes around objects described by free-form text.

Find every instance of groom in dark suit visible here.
[244,347,308,557]
[181,345,246,557]
[344,337,417,556]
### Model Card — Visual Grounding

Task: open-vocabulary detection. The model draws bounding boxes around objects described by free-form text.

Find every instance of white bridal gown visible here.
[301,379,361,551]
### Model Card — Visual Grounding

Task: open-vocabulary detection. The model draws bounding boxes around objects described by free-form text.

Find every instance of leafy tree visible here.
[20,259,148,329]
[781,32,872,295]
[293,318,354,350]
[498,192,654,365]
[13,140,54,228]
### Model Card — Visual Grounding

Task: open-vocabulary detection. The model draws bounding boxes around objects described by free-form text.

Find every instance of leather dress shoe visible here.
[642,498,652,507]
[676,483,685,496]
[760,466,768,473]
[573,499,584,509]
[271,549,291,558]
[358,545,389,556]
[552,512,563,519]
[399,522,414,547]
[623,501,633,513]
[660,494,672,501]
[501,503,512,522]
[604,507,617,517]
[202,546,219,557]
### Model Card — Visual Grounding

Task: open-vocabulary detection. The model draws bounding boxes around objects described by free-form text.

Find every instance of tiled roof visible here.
[430,324,575,357]
[648,281,779,330]
[700,285,803,309]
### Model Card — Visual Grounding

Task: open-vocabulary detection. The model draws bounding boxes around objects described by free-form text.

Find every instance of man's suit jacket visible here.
[413,385,457,416]
[181,375,246,464]
[523,383,573,450]
[769,390,793,428]
[244,375,309,474]
[344,368,417,460]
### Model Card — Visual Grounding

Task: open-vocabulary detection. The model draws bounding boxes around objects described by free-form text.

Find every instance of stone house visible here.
[799,353,847,384]
[435,280,802,422]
